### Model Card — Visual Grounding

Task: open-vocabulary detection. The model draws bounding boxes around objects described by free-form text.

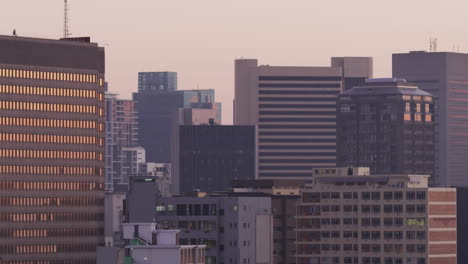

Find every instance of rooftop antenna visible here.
[430,37,438,52]
[63,0,70,38]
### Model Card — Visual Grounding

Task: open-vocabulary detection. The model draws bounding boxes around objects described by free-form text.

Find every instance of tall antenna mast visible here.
[430,37,438,52]
[63,0,70,38]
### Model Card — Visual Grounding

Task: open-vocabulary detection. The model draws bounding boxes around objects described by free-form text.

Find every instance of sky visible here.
[1,0,468,124]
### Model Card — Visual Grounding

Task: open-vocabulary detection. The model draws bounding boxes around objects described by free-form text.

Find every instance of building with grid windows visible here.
[105,93,139,191]
[393,51,468,187]
[337,79,435,176]
[234,58,372,180]
[155,192,273,264]
[296,168,457,264]
[173,122,255,194]
[0,35,106,263]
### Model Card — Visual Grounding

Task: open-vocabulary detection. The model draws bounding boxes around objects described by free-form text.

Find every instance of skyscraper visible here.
[138,71,177,92]
[393,51,468,187]
[0,35,105,263]
[134,88,221,163]
[234,58,372,180]
[105,93,139,191]
[337,79,435,175]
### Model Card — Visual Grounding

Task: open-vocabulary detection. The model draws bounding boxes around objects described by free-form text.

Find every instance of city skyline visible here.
[2,0,468,123]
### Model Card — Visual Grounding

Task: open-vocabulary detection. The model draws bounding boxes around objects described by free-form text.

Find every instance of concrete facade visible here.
[393,51,468,187]
[122,225,206,264]
[296,168,457,264]
[105,93,139,191]
[234,58,372,180]
[155,193,273,264]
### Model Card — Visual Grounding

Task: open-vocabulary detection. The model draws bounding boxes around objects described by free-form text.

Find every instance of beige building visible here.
[296,168,456,264]
[234,58,372,180]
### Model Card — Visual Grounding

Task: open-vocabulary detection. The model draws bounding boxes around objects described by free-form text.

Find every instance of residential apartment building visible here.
[234,58,372,180]
[155,192,273,264]
[393,51,468,187]
[134,88,221,163]
[296,168,457,264]
[0,35,106,263]
[337,79,435,175]
[105,93,139,191]
[173,122,255,194]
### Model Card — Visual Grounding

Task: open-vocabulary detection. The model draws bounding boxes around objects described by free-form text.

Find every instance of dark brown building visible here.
[0,35,105,263]
[337,79,435,175]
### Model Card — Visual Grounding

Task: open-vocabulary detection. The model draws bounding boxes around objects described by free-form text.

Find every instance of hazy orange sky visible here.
[1,0,467,123]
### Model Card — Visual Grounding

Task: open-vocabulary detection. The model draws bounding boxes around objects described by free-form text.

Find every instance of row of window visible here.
[0,244,97,254]
[0,228,103,238]
[0,117,102,130]
[0,133,102,145]
[0,165,101,176]
[0,101,102,115]
[0,181,102,191]
[0,84,102,99]
[298,257,425,264]
[299,217,425,227]
[0,68,100,84]
[0,149,102,160]
[2,261,96,264]
[0,213,104,223]
[404,113,433,122]
[0,197,103,206]
[298,244,426,255]
[303,191,426,202]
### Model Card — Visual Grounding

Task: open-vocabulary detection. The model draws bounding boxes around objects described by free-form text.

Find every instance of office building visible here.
[105,93,139,191]
[393,51,468,187]
[133,88,221,163]
[234,58,372,180]
[0,35,106,263]
[174,122,255,194]
[122,224,206,264]
[138,71,177,92]
[296,167,457,264]
[337,78,435,175]
[155,192,273,264]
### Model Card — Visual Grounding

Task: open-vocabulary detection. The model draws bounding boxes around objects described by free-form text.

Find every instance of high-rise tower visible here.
[393,51,468,187]
[0,35,105,263]
[234,58,372,180]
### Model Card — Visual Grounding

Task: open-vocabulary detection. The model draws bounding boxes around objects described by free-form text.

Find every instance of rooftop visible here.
[340,78,432,97]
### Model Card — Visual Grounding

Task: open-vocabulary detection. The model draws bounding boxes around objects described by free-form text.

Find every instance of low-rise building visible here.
[155,192,273,264]
[123,223,206,264]
[296,168,456,264]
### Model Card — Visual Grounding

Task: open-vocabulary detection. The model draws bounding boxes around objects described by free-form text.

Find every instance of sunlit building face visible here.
[0,35,105,264]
